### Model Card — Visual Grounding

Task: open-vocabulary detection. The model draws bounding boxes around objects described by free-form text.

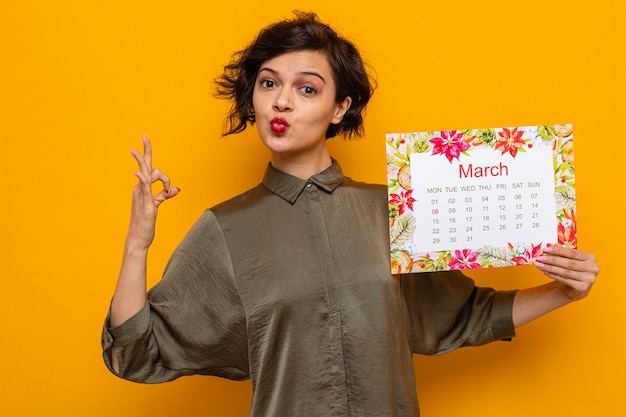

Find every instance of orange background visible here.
[1,1,623,416]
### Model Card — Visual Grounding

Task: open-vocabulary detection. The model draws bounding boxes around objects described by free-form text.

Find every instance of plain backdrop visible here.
[1,1,623,416]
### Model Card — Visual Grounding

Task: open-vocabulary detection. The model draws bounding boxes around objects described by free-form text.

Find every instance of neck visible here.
[270,149,332,180]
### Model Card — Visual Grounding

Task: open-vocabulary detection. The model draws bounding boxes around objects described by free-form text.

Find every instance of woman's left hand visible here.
[534,245,600,301]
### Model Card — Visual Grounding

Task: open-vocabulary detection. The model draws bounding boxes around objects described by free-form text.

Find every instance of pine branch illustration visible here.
[555,186,576,210]
[477,246,516,267]
[390,215,416,249]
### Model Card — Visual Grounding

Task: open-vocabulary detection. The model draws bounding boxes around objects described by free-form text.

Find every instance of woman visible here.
[102,12,598,417]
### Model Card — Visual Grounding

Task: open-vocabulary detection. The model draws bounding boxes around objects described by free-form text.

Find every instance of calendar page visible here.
[386,124,576,274]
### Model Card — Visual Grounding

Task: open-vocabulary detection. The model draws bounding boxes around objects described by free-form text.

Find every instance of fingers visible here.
[130,143,151,180]
[534,245,599,299]
[131,135,155,177]
[142,133,153,170]
[543,244,595,262]
[129,135,180,206]
[150,168,179,207]
[537,245,599,274]
[130,150,153,199]
[153,186,181,207]
[151,168,171,193]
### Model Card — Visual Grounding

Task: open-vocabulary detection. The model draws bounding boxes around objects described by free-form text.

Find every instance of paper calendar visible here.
[386,124,576,273]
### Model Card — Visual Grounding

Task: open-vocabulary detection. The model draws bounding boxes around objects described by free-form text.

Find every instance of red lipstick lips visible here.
[270,117,289,134]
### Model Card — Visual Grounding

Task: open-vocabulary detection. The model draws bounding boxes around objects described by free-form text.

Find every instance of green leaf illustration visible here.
[538,125,556,142]
[477,246,516,267]
[555,160,575,177]
[390,215,416,249]
[555,185,576,210]
[413,139,430,153]
[475,128,498,147]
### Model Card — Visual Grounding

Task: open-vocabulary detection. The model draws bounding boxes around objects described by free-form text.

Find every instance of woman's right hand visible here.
[127,134,181,250]
[109,135,181,333]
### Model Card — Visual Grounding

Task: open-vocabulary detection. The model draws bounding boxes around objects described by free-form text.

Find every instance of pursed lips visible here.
[270,117,289,134]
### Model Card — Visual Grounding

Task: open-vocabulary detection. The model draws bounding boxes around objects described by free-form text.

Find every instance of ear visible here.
[331,96,352,124]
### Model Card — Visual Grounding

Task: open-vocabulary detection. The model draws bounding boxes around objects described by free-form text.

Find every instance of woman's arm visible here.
[512,245,599,328]
[109,135,180,371]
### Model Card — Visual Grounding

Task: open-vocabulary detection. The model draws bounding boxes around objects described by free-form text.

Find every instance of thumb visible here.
[153,186,181,207]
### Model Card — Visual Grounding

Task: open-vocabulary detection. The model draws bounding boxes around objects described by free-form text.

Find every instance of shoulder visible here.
[210,183,269,214]
[179,183,268,240]
[341,176,387,200]
[343,176,386,189]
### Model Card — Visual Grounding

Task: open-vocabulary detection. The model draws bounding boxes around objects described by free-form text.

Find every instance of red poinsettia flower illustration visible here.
[448,249,481,270]
[557,210,577,247]
[495,127,527,158]
[429,130,470,163]
[511,243,544,265]
[389,189,416,216]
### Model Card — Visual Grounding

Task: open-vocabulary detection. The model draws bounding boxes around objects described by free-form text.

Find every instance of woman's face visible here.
[252,50,351,163]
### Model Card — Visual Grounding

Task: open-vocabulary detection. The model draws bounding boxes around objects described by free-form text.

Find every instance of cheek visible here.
[251,94,260,113]
[251,87,266,112]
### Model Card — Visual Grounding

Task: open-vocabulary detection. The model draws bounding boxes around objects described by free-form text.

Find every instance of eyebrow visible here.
[258,67,327,84]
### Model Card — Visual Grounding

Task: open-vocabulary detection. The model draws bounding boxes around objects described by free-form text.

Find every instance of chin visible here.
[262,136,293,153]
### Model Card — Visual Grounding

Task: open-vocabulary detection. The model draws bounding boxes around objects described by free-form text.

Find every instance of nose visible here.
[273,88,293,112]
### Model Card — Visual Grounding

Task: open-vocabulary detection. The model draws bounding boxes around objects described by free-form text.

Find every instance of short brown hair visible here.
[215,11,376,139]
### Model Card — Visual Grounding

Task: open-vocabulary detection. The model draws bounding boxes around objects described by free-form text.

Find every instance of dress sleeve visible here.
[401,271,517,355]
[101,210,249,383]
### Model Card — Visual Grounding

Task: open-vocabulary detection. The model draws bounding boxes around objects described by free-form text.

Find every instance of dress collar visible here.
[262,159,345,204]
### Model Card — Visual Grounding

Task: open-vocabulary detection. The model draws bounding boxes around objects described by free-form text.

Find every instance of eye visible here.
[260,79,276,88]
[299,86,317,95]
